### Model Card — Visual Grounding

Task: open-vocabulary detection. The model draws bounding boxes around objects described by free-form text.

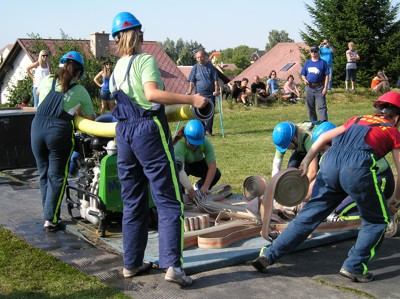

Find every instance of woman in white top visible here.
[282,74,301,103]
[26,50,51,107]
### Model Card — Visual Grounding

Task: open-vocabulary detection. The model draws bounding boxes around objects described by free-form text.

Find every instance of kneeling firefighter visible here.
[173,119,221,202]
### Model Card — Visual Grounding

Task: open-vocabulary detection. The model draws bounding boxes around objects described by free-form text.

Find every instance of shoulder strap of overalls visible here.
[354,115,394,127]
[111,54,138,90]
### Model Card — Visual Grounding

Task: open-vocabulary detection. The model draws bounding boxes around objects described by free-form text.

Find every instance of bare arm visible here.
[302,75,308,85]
[265,81,271,93]
[75,107,95,120]
[26,61,39,80]
[93,71,103,87]
[214,80,220,96]
[200,160,217,195]
[144,81,206,109]
[322,74,329,95]
[299,125,346,176]
[388,148,400,213]
[187,82,195,94]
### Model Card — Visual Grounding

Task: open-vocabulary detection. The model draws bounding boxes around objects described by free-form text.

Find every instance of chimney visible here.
[90,31,110,59]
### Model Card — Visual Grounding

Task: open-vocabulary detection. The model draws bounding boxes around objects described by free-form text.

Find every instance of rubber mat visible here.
[65,220,359,275]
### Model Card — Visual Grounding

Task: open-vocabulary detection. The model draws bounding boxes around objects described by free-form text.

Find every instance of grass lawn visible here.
[0,87,397,297]
[168,88,391,194]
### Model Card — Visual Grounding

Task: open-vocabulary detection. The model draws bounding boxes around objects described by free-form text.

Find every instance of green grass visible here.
[0,87,397,297]
[169,88,389,194]
[0,227,131,298]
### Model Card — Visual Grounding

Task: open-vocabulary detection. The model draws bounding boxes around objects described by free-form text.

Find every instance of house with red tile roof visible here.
[0,44,13,65]
[0,33,188,104]
[232,42,308,85]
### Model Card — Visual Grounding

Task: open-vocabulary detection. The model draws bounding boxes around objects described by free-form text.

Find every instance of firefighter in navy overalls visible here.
[31,51,95,232]
[253,91,400,283]
[109,12,207,286]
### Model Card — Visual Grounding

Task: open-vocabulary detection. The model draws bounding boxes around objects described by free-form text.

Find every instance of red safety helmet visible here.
[375,91,400,109]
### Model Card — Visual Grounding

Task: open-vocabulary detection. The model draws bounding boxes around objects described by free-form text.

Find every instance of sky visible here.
[0,0,314,51]
[1,0,399,52]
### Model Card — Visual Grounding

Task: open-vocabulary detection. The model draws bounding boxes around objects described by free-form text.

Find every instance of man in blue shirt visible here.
[319,39,335,91]
[187,50,219,136]
[301,46,330,122]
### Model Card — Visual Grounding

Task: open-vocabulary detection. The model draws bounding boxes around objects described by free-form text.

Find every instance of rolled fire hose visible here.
[74,99,214,138]
[243,176,268,201]
[261,168,361,240]
[261,168,309,239]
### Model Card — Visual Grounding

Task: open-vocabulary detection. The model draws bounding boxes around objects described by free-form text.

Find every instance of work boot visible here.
[165,267,193,287]
[123,261,153,278]
[44,221,63,233]
[252,246,271,273]
[339,268,374,283]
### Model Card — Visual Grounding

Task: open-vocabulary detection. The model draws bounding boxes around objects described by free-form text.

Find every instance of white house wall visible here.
[1,51,31,104]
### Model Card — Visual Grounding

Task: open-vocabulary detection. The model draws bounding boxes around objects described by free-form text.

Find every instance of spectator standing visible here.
[26,50,51,107]
[187,50,219,136]
[251,75,269,103]
[301,46,329,122]
[319,38,335,91]
[371,70,390,93]
[94,58,115,114]
[345,41,360,91]
[109,11,207,286]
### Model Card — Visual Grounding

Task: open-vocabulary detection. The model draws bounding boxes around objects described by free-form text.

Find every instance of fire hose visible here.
[261,168,361,240]
[74,100,214,138]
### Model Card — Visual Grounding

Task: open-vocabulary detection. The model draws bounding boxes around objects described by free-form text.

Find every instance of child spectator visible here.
[18,94,31,108]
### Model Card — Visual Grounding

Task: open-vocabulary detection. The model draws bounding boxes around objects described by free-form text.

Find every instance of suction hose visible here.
[74,99,214,138]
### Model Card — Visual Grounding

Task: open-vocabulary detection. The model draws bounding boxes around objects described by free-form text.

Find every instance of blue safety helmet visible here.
[111,12,142,39]
[312,121,337,142]
[184,120,205,146]
[59,51,84,79]
[272,122,296,153]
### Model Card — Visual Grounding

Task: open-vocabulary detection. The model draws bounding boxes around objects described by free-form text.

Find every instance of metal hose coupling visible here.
[191,98,214,121]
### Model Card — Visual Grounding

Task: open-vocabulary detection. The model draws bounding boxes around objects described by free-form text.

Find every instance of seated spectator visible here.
[371,70,390,93]
[281,75,301,103]
[18,94,31,108]
[232,78,252,106]
[251,75,269,103]
[265,70,280,101]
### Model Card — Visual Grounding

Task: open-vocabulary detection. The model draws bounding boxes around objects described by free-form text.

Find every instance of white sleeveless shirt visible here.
[34,62,50,87]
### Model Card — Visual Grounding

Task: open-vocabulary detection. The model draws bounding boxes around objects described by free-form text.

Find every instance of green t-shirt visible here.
[37,75,95,116]
[174,138,216,164]
[109,53,164,110]
[274,125,313,159]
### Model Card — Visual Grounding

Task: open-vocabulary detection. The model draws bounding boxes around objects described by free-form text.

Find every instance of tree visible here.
[220,45,258,72]
[177,47,194,66]
[159,38,178,63]
[159,38,206,65]
[300,0,400,88]
[2,34,102,112]
[265,30,294,52]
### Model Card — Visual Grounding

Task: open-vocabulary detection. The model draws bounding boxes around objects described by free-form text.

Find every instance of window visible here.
[280,63,295,71]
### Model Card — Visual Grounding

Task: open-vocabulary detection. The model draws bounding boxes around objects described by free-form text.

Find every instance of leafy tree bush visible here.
[3,34,105,114]
[300,0,400,88]
[265,30,294,52]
